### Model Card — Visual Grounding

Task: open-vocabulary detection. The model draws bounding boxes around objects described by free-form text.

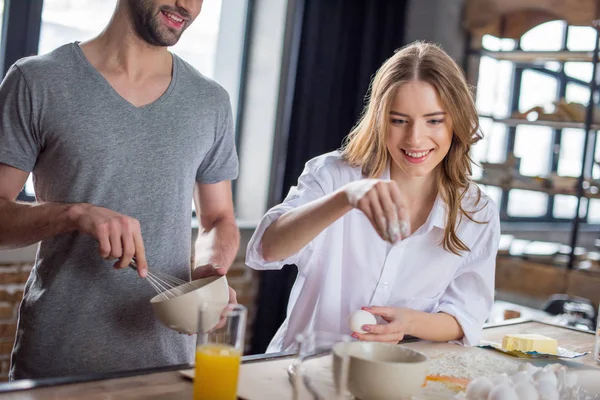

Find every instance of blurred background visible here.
[0,0,599,376]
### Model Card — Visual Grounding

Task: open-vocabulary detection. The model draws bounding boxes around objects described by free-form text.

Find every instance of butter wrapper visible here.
[478,340,588,359]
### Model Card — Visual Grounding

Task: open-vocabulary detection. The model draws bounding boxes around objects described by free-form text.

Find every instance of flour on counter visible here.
[426,350,521,379]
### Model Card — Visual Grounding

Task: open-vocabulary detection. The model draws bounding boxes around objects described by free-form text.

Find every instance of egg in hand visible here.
[348,309,377,333]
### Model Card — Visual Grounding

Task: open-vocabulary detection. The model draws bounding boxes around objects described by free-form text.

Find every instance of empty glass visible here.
[288,330,353,400]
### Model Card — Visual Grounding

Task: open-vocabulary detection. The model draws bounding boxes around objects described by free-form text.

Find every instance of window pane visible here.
[476,57,513,117]
[564,63,593,83]
[170,0,223,77]
[514,126,552,176]
[567,26,597,51]
[553,195,578,219]
[544,62,561,72]
[482,35,516,51]
[557,128,585,177]
[565,83,591,105]
[594,132,600,179]
[507,190,548,217]
[39,1,118,55]
[0,0,4,48]
[520,21,565,51]
[479,185,503,209]
[472,117,507,165]
[589,199,600,224]
[519,71,558,113]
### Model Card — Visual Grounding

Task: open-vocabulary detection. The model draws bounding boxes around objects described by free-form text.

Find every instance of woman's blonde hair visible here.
[341,41,484,256]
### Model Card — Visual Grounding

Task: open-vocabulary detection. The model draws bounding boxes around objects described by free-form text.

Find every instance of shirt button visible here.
[382,282,389,289]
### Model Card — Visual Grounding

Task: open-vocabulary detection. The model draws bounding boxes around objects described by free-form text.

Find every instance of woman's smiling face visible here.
[385,80,453,179]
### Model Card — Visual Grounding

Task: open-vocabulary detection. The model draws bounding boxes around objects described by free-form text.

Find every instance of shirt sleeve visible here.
[246,160,334,272]
[196,94,239,184]
[0,64,41,172]
[434,206,501,346]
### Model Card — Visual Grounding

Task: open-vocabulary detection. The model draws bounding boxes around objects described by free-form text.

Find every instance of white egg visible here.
[347,310,376,334]
[465,376,493,400]
[554,367,567,390]
[533,369,558,388]
[535,379,559,400]
[514,380,539,400]
[487,383,519,400]
[565,371,578,389]
[518,363,541,376]
[510,371,532,385]
[491,373,511,386]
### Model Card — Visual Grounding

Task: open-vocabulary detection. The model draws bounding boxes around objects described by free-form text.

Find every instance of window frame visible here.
[482,22,598,225]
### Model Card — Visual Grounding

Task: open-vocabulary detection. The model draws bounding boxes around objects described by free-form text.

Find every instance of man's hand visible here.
[192,265,237,305]
[70,203,148,277]
[351,306,415,343]
[192,263,227,280]
[228,286,238,305]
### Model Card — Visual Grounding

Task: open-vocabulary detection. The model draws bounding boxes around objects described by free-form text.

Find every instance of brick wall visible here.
[227,260,260,354]
[0,264,30,381]
[0,258,259,382]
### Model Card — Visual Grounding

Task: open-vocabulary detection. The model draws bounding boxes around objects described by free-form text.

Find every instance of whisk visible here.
[129,258,198,300]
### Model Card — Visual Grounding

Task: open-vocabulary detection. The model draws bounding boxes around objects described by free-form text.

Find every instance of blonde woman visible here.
[246,41,500,353]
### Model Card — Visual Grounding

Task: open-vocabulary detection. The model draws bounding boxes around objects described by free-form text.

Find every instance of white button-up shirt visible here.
[246,151,500,353]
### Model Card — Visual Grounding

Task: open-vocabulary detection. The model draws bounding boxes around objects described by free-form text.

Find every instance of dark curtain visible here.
[250,0,409,355]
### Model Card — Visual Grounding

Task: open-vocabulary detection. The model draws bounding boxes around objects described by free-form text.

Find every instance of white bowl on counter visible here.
[332,341,429,400]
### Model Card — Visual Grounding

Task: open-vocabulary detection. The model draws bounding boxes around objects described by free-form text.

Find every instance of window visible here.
[0,0,4,46]
[472,21,599,223]
[38,1,118,55]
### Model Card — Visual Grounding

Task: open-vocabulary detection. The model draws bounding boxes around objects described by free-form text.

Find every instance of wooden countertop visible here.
[0,320,596,399]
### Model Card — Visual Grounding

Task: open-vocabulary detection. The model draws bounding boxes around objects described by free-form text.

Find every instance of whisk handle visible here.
[128,257,139,272]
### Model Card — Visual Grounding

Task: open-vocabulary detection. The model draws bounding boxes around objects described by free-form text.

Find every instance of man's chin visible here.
[154,32,183,47]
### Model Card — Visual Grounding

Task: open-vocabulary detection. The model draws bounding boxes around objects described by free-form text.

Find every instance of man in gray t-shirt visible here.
[0,0,240,380]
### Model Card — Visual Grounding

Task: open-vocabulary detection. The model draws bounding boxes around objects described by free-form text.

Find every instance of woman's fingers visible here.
[388,184,410,238]
[353,330,405,343]
[367,189,388,240]
[349,179,411,242]
[376,184,401,242]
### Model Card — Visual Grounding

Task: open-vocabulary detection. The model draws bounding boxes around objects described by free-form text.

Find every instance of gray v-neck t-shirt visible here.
[0,43,238,380]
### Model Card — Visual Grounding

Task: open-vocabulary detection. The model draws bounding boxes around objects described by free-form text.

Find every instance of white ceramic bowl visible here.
[332,341,429,400]
[150,275,229,334]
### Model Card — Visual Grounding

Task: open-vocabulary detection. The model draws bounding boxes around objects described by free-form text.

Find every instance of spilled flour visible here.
[426,350,521,379]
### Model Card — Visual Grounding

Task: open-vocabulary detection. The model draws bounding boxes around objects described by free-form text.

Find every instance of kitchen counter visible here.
[0,320,596,399]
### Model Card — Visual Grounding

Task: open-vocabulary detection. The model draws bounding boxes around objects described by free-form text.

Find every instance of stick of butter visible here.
[501,334,558,355]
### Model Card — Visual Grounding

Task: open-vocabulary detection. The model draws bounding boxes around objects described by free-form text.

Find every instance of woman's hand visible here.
[351,306,415,343]
[341,179,410,242]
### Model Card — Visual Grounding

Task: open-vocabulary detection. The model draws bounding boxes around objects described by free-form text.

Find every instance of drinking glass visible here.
[289,330,353,400]
[193,303,247,400]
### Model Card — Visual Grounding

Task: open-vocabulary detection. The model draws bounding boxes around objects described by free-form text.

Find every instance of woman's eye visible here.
[428,119,445,125]
[391,119,408,125]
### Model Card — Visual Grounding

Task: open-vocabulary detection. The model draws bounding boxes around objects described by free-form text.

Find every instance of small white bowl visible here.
[150,275,229,334]
[332,341,429,400]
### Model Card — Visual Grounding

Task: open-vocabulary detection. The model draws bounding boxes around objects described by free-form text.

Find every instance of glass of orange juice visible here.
[194,303,247,400]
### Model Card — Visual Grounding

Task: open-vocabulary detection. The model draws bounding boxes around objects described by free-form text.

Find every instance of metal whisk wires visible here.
[129,258,198,300]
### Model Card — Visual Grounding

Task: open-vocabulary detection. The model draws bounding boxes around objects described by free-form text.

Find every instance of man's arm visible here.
[192,181,240,279]
[0,163,148,276]
[0,163,79,248]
